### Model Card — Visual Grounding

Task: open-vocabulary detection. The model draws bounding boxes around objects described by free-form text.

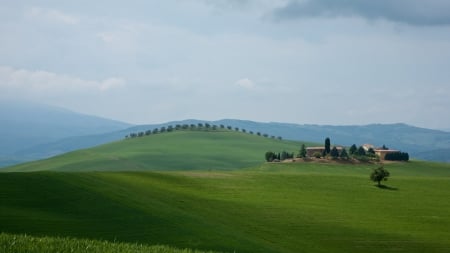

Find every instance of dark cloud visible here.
[273,0,450,26]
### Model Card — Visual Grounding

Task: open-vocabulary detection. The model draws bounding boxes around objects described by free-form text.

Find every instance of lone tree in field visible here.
[324,137,331,155]
[370,166,390,187]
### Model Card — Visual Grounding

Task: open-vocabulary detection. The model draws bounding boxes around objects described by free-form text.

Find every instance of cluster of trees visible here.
[348,144,409,161]
[348,144,372,157]
[385,152,409,161]
[323,138,350,159]
[265,151,295,162]
[332,146,348,159]
[265,137,409,163]
[347,144,383,162]
[266,138,350,162]
[125,123,283,141]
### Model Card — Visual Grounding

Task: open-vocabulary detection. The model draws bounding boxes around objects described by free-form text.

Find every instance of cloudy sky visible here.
[1,0,450,129]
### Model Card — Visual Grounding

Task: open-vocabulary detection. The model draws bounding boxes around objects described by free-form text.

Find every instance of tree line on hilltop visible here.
[125,123,284,140]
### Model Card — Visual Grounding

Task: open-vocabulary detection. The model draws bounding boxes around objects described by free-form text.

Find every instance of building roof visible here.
[362,144,375,151]
[374,149,400,153]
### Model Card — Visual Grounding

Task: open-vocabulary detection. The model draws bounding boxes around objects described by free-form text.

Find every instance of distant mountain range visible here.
[1,102,449,167]
[0,101,131,166]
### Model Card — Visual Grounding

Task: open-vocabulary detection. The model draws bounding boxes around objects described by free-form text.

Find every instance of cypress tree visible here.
[349,144,357,155]
[325,137,331,155]
[340,148,349,159]
[330,146,339,158]
[298,144,307,158]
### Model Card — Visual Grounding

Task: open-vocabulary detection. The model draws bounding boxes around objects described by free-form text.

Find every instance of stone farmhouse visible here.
[306,144,401,160]
[374,149,401,160]
[306,146,344,157]
[363,144,401,160]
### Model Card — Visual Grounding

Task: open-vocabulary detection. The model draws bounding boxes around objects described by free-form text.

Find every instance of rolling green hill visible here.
[4,130,312,172]
[4,117,449,167]
[2,130,450,252]
[1,162,450,253]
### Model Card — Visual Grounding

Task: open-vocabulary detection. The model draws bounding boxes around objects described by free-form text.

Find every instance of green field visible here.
[1,131,450,252]
[1,163,450,252]
[0,233,220,253]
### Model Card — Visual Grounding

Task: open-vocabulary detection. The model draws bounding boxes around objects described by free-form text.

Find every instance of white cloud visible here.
[96,32,115,43]
[26,7,79,25]
[98,78,126,91]
[95,23,153,55]
[235,78,256,89]
[0,66,125,96]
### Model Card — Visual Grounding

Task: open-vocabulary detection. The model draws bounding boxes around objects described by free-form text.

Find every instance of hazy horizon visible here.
[4,99,450,133]
[1,1,449,129]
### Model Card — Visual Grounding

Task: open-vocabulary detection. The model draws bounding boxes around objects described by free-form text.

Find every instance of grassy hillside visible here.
[4,130,311,172]
[0,233,220,253]
[4,118,449,167]
[1,161,450,253]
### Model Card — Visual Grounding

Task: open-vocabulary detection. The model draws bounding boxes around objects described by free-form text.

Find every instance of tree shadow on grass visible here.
[375,184,398,191]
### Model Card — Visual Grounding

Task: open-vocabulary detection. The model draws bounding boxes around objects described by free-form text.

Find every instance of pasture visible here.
[1,161,450,252]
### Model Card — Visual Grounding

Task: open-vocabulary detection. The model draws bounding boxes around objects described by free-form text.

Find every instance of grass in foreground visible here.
[0,233,220,253]
[1,161,450,252]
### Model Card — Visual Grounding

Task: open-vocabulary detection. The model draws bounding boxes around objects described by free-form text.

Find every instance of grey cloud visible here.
[273,0,450,26]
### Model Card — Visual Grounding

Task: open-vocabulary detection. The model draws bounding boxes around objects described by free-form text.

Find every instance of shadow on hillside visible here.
[375,185,398,191]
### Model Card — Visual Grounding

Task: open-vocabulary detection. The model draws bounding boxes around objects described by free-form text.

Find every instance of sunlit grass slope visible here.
[0,233,220,253]
[1,161,450,253]
[5,130,311,172]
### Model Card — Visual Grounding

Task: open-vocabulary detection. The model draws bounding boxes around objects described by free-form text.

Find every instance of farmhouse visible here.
[306,146,344,157]
[303,141,405,160]
[361,143,402,160]
[362,144,375,152]
[306,147,325,157]
[375,149,401,160]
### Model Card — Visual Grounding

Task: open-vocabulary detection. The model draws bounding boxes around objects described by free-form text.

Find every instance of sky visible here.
[1,0,450,129]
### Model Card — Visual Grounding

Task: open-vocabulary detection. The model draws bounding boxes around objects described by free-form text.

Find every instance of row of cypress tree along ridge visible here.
[125,123,284,140]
